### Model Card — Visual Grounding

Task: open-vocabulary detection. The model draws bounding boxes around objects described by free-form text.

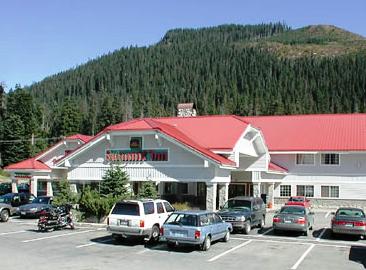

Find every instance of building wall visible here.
[66,133,221,183]
[270,153,366,201]
[40,140,82,167]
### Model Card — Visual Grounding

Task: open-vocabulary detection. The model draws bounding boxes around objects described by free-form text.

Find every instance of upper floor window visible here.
[296,154,315,165]
[321,153,340,165]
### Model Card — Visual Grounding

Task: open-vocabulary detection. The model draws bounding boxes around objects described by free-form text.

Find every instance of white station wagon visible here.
[107,199,175,242]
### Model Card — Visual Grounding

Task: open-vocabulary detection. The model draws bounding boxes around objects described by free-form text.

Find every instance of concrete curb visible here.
[75,222,107,228]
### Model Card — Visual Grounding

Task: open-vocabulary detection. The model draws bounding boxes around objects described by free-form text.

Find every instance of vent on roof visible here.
[177,103,197,117]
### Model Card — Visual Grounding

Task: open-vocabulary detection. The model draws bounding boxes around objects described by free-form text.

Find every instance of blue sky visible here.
[1,0,366,90]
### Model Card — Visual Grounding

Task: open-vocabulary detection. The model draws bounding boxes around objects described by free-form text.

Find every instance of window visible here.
[296,185,314,197]
[178,183,188,194]
[143,202,155,215]
[296,154,315,165]
[156,202,165,214]
[321,153,340,165]
[163,202,174,212]
[280,185,291,197]
[164,183,173,194]
[321,186,339,198]
[112,202,140,216]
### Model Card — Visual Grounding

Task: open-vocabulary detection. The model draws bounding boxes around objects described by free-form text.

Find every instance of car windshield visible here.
[280,207,305,215]
[337,209,365,218]
[289,197,304,202]
[0,195,12,204]
[223,199,251,210]
[32,197,49,204]
[165,213,198,227]
[111,202,140,216]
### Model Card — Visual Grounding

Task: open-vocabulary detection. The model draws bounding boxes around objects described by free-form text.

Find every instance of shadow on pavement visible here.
[349,246,366,268]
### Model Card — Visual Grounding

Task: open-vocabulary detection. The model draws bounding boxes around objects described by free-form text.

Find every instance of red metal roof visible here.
[243,114,366,152]
[103,116,247,166]
[268,161,288,173]
[5,158,51,171]
[66,134,93,143]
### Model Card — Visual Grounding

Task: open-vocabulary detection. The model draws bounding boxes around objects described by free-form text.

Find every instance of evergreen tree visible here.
[100,166,130,198]
[137,180,159,199]
[51,99,82,137]
[53,179,77,206]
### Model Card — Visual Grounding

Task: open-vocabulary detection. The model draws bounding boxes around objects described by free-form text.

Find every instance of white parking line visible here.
[208,240,252,262]
[76,239,112,248]
[22,229,97,243]
[258,228,273,237]
[316,228,327,241]
[290,244,315,270]
[0,230,27,236]
[325,211,331,218]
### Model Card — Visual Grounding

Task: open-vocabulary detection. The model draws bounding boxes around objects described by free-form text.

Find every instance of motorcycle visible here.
[37,204,75,232]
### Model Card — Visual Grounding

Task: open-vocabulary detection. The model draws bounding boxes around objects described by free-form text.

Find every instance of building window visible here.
[164,183,173,194]
[321,153,340,165]
[280,185,291,197]
[178,183,188,194]
[321,186,339,198]
[296,185,314,197]
[296,154,315,165]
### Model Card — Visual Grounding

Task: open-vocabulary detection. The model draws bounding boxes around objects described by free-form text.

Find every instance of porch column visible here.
[11,178,18,193]
[30,177,38,196]
[46,181,53,196]
[206,183,217,211]
[218,183,229,208]
[253,182,261,197]
[268,183,274,208]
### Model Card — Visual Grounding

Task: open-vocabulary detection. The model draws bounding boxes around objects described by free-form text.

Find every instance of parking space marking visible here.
[316,228,327,241]
[290,244,315,270]
[325,211,331,218]
[208,240,252,262]
[22,229,97,243]
[258,228,273,237]
[76,238,112,248]
[0,230,27,236]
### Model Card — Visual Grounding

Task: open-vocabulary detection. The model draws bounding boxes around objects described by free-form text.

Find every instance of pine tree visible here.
[100,166,130,198]
[138,180,159,199]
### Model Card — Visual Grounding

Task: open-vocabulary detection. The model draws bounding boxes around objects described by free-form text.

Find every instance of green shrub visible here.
[53,179,77,206]
[137,180,158,199]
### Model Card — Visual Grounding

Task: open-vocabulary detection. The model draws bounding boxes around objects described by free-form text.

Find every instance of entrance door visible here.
[229,184,247,198]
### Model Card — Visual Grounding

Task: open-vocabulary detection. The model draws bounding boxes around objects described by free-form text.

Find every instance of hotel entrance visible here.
[229,183,253,198]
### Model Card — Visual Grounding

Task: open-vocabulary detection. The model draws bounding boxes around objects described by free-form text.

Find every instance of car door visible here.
[213,213,227,238]
[207,213,221,241]
[156,202,167,226]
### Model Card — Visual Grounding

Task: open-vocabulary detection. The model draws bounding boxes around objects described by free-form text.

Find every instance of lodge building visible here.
[5,112,366,210]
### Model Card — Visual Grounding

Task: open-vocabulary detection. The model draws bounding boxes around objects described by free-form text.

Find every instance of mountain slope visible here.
[25,23,366,137]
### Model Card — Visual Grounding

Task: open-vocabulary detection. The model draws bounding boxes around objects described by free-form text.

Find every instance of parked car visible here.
[331,207,366,239]
[285,196,311,208]
[0,193,35,222]
[107,199,175,242]
[160,210,232,251]
[18,196,53,218]
[218,196,266,234]
[272,205,314,236]
[0,183,11,196]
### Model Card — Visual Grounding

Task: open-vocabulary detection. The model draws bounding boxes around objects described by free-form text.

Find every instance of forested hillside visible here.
[1,23,366,166]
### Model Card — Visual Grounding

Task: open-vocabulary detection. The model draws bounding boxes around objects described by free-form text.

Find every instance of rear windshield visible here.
[337,209,365,218]
[112,202,140,216]
[289,197,305,202]
[165,213,198,227]
[223,199,251,210]
[280,207,305,215]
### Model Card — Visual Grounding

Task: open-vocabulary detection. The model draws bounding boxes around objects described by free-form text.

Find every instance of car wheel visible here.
[243,221,251,234]
[259,217,265,228]
[149,225,160,243]
[201,236,211,251]
[273,228,279,235]
[0,209,9,222]
[223,230,230,242]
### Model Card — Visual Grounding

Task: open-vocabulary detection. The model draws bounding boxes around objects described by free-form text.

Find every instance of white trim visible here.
[35,141,64,160]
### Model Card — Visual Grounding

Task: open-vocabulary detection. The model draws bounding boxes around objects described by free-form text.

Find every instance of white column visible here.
[30,177,38,196]
[206,183,217,211]
[268,182,274,208]
[46,181,53,196]
[70,184,78,193]
[11,178,18,193]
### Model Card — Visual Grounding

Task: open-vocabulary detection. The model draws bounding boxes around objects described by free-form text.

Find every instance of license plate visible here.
[345,223,353,227]
[284,220,292,223]
[21,211,26,215]
[118,220,128,226]
[174,233,186,237]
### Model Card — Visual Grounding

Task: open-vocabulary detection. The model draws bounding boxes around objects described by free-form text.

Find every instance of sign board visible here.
[14,172,32,179]
[106,149,168,162]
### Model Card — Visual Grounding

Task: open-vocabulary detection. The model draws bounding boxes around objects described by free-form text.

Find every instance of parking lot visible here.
[1,210,365,270]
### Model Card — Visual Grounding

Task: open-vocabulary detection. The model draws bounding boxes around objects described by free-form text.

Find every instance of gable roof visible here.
[63,116,250,167]
[5,157,51,171]
[66,134,93,143]
[243,113,366,152]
